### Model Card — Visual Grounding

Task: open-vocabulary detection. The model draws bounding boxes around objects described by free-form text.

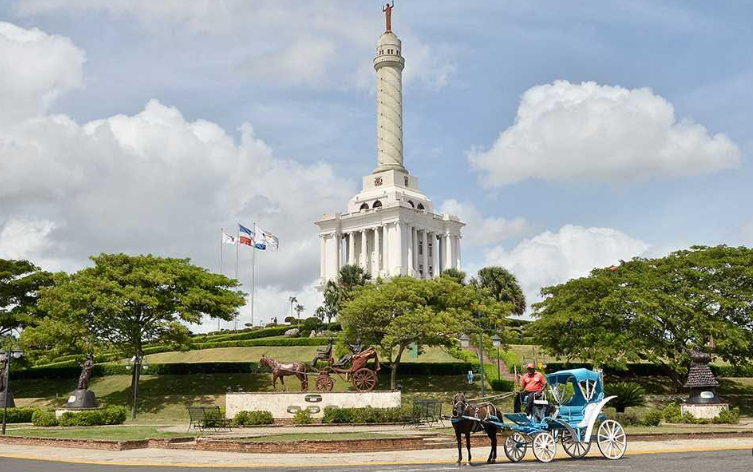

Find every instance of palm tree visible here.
[338,265,370,290]
[295,303,304,321]
[474,266,526,315]
[288,296,298,320]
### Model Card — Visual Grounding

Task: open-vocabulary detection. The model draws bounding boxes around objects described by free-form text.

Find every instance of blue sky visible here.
[1,1,751,327]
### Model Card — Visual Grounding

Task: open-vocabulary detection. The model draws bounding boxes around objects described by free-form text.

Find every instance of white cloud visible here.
[15,1,454,91]
[485,225,650,311]
[0,21,85,124]
[470,80,741,187]
[0,22,355,322]
[440,199,532,247]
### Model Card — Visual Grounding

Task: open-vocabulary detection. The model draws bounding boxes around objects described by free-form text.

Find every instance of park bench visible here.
[186,406,232,432]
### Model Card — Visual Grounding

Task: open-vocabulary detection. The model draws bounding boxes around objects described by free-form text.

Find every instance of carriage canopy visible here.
[546,368,603,407]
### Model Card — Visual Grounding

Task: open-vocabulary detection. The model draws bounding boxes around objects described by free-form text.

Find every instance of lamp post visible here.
[125,352,149,420]
[491,334,502,380]
[1,347,24,435]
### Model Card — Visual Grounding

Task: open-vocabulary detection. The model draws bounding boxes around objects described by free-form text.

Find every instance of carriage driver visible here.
[517,363,547,416]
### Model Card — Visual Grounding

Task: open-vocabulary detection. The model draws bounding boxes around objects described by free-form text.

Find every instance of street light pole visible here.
[127,352,148,420]
[478,332,485,398]
[1,347,23,436]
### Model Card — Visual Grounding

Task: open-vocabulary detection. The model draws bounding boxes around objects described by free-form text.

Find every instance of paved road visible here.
[0,449,751,472]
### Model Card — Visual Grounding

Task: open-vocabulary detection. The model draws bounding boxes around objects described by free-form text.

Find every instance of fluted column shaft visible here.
[421,229,429,279]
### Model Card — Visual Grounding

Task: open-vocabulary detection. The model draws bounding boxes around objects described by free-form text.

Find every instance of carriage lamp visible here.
[459,334,470,348]
[1,347,24,435]
[490,335,502,348]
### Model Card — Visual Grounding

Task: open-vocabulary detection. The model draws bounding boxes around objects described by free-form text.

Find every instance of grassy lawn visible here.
[6,426,194,441]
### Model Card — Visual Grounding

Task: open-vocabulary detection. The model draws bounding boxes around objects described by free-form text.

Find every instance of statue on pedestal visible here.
[65,353,98,409]
[0,357,14,407]
[681,338,728,419]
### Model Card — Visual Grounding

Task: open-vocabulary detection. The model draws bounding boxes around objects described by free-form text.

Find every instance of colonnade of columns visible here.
[320,223,461,282]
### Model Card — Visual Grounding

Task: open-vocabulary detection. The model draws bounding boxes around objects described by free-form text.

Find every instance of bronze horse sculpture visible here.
[451,392,500,464]
[259,355,308,391]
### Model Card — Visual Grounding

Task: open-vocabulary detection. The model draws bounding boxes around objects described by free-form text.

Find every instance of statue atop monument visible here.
[77,353,95,390]
[383,2,394,32]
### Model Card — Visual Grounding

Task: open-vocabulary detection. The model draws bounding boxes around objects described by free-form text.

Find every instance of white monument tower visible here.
[315,3,464,287]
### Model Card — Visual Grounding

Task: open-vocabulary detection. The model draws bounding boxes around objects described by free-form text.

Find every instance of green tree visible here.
[474,266,526,316]
[441,268,467,285]
[338,264,371,290]
[24,254,245,364]
[318,265,371,324]
[531,246,753,386]
[0,259,53,338]
[340,276,510,389]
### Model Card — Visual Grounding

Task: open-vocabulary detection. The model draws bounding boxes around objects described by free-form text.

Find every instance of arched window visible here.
[359,203,369,211]
[372,200,382,209]
[407,200,415,208]
[417,203,425,211]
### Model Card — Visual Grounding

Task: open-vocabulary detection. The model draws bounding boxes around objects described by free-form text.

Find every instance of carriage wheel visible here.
[316,374,334,392]
[597,420,627,460]
[532,432,556,463]
[503,432,527,463]
[351,368,378,392]
[561,429,591,458]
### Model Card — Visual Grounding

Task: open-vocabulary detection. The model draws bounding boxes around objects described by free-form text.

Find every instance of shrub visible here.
[293,409,313,425]
[101,405,127,425]
[713,407,740,424]
[607,410,640,426]
[59,406,127,427]
[640,410,662,427]
[232,410,274,426]
[661,402,682,423]
[490,379,515,392]
[680,411,708,425]
[2,407,38,423]
[604,382,646,413]
[321,406,411,424]
[60,409,104,426]
[31,409,59,427]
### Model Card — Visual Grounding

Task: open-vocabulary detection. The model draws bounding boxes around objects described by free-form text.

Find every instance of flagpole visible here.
[219,227,224,333]
[235,225,240,333]
[251,222,256,328]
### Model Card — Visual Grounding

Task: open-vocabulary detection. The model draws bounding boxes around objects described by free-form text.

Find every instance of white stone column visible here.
[383,224,390,276]
[348,232,355,265]
[319,234,326,279]
[445,233,453,270]
[360,229,368,271]
[455,235,461,269]
[411,226,418,276]
[374,226,381,275]
[395,222,404,275]
[406,224,414,275]
[421,229,429,279]
[335,233,341,272]
[432,232,439,278]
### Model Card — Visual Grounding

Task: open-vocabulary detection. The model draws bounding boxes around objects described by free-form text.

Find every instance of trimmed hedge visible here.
[59,405,127,427]
[490,379,515,392]
[293,409,314,425]
[32,409,58,427]
[1,407,38,423]
[321,406,412,424]
[232,410,274,426]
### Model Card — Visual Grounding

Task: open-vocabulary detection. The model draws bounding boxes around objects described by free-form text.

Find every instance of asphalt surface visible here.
[0,449,752,472]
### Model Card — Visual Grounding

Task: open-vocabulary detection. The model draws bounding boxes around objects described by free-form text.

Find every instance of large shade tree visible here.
[531,245,753,385]
[340,275,510,389]
[320,264,371,324]
[0,258,53,339]
[23,254,245,364]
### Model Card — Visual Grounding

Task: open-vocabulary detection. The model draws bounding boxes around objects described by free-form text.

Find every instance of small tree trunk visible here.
[390,345,405,390]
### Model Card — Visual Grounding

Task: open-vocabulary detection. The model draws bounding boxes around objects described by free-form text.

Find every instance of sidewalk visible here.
[1,436,751,468]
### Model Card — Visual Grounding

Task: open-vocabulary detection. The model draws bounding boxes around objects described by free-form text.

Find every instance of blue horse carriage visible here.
[451,368,627,464]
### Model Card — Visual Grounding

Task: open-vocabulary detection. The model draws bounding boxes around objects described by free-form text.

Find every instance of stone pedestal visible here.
[0,392,15,408]
[681,403,728,420]
[226,391,401,419]
[65,389,98,408]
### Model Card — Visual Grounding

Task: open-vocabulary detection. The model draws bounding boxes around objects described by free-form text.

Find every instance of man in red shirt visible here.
[517,363,547,416]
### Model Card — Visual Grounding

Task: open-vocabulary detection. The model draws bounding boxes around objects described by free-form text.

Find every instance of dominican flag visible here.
[239,224,267,250]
